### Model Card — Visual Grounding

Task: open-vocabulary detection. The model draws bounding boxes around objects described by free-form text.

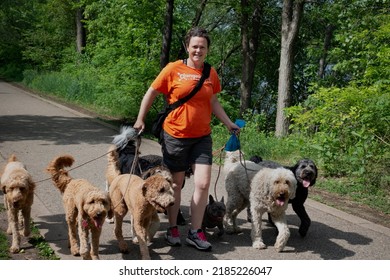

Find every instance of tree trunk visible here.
[76,7,86,54]
[318,24,334,78]
[239,0,262,116]
[275,0,304,137]
[160,0,174,69]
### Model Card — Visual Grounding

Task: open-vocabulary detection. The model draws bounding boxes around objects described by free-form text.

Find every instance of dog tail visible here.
[106,145,121,185]
[46,155,74,193]
[7,154,18,162]
[112,125,138,150]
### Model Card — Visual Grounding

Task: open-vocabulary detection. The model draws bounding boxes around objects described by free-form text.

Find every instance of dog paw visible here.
[22,229,30,237]
[252,240,266,250]
[70,246,80,256]
[119,241,129,253]
[298,221,310,237]
[10,245,20,254]
[274,239,287,252]
[81,252,92,260]
[274,243,285,252]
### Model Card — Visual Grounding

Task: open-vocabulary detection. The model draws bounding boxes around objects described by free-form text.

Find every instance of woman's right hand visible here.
[133,120,145,134]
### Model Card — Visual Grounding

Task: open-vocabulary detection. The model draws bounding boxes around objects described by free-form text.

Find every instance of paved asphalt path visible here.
[1,80,390,261]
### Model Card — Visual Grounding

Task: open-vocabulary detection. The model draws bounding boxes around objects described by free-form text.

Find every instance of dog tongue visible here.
[276,199,285,206]
[303,180,311,188]
[94,219,103,229]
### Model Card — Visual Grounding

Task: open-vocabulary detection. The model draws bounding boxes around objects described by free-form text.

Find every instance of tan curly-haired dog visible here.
[109,170,175,260]
[46,155,112,260]
[1,154,35,253]
[106,144,170,233]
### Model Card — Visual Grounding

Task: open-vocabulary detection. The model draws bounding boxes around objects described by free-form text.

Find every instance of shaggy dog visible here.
[1,155,35,253]
[109,171,175,260]
[250,167,297,252]
[223,150,264,234]
[202,194,226,236]
[252,158,318,237]
[46,155,112,260]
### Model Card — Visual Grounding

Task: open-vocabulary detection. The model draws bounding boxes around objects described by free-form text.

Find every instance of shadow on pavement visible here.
[0,115,114,145]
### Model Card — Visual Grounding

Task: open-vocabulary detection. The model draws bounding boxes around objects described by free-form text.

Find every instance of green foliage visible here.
[29,222,59,260]
[324,1,389,86]
[0,204,10,260]
[21,0,75,71]
[288,84,389,181]
[84,0,165,65]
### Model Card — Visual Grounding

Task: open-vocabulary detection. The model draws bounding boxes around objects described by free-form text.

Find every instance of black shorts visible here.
[161,131,213,172]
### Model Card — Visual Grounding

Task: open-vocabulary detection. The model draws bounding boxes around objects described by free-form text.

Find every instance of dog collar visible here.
[82,219,89,229]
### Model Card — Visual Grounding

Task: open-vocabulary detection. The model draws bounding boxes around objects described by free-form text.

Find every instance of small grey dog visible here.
[202,194,226,236]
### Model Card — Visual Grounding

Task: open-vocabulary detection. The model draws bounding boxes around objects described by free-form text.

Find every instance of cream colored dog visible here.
[109,171,175,260]
[250,167,297,252]
[1,155,35,253]
[46,155,112,260]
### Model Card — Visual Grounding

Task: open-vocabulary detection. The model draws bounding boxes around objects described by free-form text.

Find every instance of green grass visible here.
[29,223,59,260]
[316,177,390,215]
[0,204,10,260]
[0,231,10,260]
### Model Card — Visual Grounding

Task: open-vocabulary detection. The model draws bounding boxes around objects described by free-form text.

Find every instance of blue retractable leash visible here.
[224,119,246,151]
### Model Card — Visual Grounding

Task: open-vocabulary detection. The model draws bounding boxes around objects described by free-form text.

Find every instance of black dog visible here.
[250,157,318,237]
[202,194,226,236]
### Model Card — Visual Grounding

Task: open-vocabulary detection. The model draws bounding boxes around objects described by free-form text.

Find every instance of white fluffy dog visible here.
[250,167,297,252]
[223,150,263,234]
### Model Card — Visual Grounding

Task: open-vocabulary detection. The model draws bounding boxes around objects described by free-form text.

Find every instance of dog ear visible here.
[311,163,318,186]
[220,196,224,203]
[77,195,89,219]
[27,176,36,192]
[142,182,148,196]
[209,194,214,203]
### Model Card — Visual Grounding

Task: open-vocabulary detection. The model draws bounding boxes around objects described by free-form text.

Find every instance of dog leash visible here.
[111,134,143,210]
[212,145,226,201]
[33,150,115,185]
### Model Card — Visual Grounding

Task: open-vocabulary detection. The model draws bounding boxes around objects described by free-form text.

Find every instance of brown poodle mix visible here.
[109,171,175,260]
[46,155,112,260]
[1,154,35,253]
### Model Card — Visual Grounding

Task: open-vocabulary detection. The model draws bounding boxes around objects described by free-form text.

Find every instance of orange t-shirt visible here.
[151,60,221,138]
